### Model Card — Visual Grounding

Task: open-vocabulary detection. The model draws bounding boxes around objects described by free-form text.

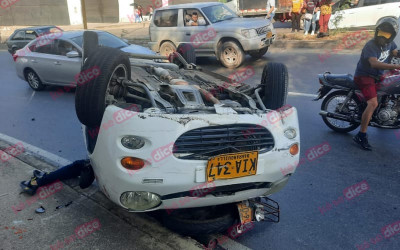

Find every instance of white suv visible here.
[329,0,400,29]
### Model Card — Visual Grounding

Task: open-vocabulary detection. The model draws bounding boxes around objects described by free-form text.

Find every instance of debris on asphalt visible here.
[31,118,35,121]
[55,201,73,210]
[35,206,45,214]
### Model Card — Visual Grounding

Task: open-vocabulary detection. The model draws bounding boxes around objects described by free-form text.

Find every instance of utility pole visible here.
[81,0,88,29]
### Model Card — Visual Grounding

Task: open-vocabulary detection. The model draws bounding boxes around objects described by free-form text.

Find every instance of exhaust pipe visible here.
[319,111,360,123]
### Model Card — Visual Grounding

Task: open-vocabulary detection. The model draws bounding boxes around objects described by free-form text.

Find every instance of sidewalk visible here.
[0,21,370,51]
[0,139,201,250]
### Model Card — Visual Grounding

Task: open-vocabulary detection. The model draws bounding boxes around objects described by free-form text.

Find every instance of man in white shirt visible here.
[188,12,206,26]
[266,0,276,21]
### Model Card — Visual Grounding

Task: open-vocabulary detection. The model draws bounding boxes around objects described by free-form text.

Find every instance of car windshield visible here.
[202,4,238,23]
[71,32,129,49]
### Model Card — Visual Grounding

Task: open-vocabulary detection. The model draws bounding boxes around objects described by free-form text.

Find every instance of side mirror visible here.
[66,51,80,58]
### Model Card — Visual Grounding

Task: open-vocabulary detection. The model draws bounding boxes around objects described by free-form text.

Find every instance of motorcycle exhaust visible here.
[319,111,360,123]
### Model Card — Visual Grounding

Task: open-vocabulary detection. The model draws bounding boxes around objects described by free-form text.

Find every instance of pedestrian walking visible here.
[303,0,318,36]
[317,0,333,38]
[266,0,276,22]
[135,8,141,23]
[291,0,302,32]
[138,5,143,22]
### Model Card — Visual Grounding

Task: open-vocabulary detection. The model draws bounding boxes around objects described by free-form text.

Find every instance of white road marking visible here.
[0,132,71,167]
[288,92,318,98]
[27,91,35,105]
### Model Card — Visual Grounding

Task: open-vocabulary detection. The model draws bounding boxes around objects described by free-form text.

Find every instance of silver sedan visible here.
[14,30,155,91]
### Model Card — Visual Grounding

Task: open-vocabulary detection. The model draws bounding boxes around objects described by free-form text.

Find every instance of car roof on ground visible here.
[156,2,221,10]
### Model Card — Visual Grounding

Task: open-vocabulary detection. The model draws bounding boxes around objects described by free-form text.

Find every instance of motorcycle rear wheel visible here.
[321,90,361,133]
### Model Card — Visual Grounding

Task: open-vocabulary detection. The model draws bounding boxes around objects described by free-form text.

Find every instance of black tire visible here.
[249,47,269,59]
[82,31,99,66]
[75,47,131,128]
[25,69,45,91]
[159,41,176,57]
[219,41,245,69]
[162,204,238,236]
[260,62,288,110]
[177,43,196,65]
[321,90,360,133]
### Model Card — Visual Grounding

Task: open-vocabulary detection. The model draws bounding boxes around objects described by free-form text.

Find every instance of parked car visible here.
[329,0,400,29]
[14,30,155,91]
[6,26,63,55]
[148,2,276,68]
[75,31,299,236]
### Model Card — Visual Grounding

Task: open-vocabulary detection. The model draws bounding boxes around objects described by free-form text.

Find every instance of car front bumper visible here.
[241,32,276,52]
[86,105,300,212]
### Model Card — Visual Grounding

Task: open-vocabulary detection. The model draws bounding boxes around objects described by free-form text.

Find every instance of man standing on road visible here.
[353,18,399,150]
[266,0,276,22]
[290,0,302,32]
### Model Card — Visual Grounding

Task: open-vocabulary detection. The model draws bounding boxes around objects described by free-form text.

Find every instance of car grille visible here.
[173,124,275,160]
[256,26,268,35]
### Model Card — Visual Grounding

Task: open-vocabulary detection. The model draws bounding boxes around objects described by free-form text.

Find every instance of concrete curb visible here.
[0,139,203,250]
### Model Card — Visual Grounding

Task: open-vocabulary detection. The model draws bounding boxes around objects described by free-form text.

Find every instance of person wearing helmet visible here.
[353,18,400,150]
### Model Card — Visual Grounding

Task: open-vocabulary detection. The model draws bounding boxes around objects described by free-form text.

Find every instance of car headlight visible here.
[120,191,161,211]
[121,136,145,149]
[284,128,297,139]
[241,29,258,38]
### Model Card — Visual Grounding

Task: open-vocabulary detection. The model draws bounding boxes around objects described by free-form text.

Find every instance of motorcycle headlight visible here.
[121,136,145,149]
[241,29,258,38]
[120,191,161,211]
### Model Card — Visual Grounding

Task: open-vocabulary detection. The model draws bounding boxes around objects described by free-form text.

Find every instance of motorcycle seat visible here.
[325,74,359,90]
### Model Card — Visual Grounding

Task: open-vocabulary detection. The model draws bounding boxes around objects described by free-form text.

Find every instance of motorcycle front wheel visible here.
[321,90,361,133]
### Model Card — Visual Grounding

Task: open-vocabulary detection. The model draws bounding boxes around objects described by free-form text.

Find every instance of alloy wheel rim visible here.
[326,95,358,129]
[223,47,238,64]
[28,72,39,89]
[105,64,128,107]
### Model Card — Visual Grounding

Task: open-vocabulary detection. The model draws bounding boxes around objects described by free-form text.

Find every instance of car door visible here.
[181,8,215,53]
[330,2,358,29]
[380,0,400,22]
[354,0,381,27]
[27,40,60,85]
[49,39,82,85]
[152,9,180,49]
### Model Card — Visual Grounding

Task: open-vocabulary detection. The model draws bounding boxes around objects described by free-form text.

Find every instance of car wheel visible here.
[159,41,176,57]
[219,41,245,69]
[176,43,196,65]
[249,47,269,60]
[75,47,131,128]
[25,69,45,91]
[260,62,288,110]
[162,203,238,236]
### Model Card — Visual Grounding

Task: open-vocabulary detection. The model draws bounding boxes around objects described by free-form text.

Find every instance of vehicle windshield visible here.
[71,32,129,49]
[202,4,238,23]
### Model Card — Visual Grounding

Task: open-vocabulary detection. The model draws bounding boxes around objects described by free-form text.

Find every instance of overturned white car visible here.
[75,31,300,236]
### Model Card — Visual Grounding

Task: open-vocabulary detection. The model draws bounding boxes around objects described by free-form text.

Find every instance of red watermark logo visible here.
[0,142,24,163]
[191,28,217,48]
[87,104,140,139]
[165,181,216,214]
[50,218,101,250]
[356,220,400,250]
[280,142,331,176]
[50,66,101,100]
[12,180,63,214]
[319,29,369,63]
[1,0,19,9]
[318,180,369,215]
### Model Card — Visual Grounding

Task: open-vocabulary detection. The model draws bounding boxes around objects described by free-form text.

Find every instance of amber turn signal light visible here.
[289,143,299,156]
[121,157,145,170]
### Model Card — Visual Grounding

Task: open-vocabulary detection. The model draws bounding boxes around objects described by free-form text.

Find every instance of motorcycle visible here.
[315,69,400,132]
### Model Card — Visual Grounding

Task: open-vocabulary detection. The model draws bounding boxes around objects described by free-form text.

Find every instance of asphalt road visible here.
[0,49,399,250]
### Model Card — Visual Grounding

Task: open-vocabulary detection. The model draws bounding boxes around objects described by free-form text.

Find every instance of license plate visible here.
[206,151,258,182]
[266,32,273,38]
[237,203,253,224]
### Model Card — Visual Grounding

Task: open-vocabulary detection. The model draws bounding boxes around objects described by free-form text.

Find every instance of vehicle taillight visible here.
[12,54,18,62]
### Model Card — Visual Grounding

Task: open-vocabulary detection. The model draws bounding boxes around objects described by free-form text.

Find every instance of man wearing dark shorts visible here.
[353,18,399,150]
